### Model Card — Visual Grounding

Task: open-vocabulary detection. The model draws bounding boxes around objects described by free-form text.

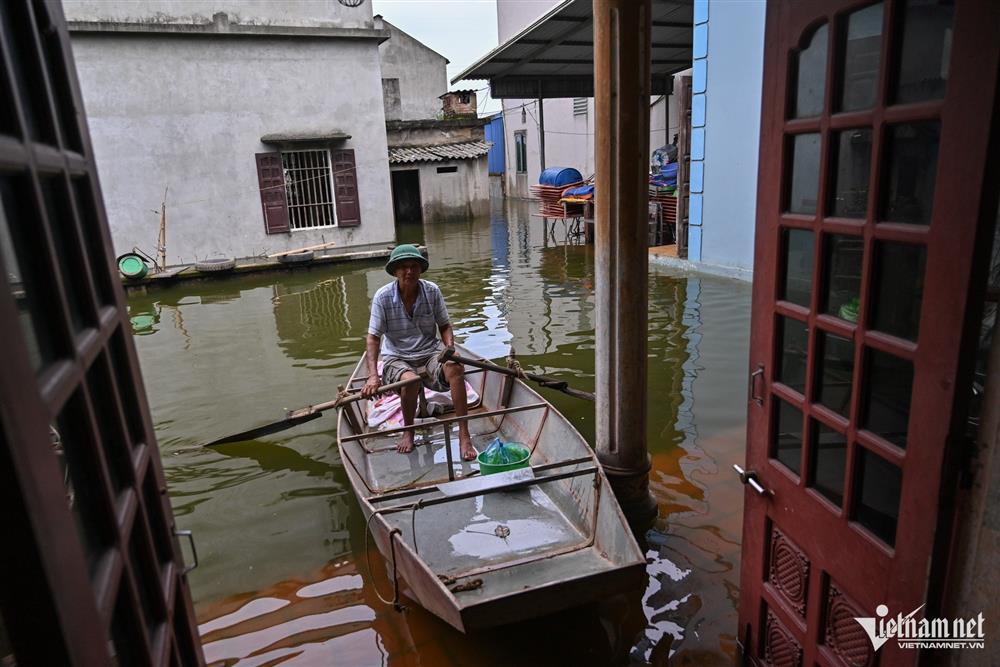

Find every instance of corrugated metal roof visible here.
[388,140,492,164]
[452,0,692,98]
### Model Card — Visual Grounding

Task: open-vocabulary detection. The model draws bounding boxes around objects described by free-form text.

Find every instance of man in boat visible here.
[362,244,476,460]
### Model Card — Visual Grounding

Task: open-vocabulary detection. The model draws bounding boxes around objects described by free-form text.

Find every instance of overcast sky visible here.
[371,0,503,114]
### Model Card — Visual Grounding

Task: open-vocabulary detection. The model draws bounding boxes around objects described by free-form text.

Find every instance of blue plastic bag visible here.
[482,437,519,465]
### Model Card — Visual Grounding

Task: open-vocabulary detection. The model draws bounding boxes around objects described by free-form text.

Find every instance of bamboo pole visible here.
[268,240,338,258]
[157,187,167,271]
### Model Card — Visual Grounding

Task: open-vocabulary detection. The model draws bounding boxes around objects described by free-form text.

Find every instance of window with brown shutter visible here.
[332,149,361,228]
[256,148,360,232]
[255,152,290,234]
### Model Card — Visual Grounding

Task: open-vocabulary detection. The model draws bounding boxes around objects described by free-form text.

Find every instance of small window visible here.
[436,165,458,174]
[573,97,588,116]
[281,149,337,230]
[514,131,527,174]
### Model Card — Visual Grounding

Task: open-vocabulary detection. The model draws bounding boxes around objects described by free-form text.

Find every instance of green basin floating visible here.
[130,314,156,332]
[118,253,149,279]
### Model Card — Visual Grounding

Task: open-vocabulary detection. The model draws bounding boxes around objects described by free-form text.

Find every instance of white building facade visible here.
[491,0,766,278]
[64,0,396,265]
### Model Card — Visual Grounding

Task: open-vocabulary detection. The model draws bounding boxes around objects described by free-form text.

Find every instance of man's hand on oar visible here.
[438,348,595,401]
[202,376,420,447]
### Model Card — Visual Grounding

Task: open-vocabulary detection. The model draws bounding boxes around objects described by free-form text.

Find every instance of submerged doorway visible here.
[391,170,422,224]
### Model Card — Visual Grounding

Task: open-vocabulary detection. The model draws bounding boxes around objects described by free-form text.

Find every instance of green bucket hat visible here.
[385,244,429,275]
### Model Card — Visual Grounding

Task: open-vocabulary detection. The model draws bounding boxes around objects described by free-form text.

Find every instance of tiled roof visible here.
[388,140,492,164]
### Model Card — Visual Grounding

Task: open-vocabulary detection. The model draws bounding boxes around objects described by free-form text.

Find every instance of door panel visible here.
[0,1,203,664]
[740,1,999,665]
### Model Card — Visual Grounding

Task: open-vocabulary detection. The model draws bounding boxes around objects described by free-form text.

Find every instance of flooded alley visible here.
[127,200,751,665]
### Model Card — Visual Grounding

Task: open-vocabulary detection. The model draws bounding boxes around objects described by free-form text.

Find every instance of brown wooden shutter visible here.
[332,149,361,227]
[255,152,290,234]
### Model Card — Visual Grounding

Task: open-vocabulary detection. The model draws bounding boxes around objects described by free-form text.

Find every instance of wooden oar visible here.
[202,376,420,447]
[439,348,595,401]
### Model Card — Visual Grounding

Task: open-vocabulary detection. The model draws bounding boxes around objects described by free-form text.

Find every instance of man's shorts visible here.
[381,342,450,393]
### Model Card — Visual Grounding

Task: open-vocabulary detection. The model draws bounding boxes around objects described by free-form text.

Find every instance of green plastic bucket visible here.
[477,442,530,476]
[118,253,149,279]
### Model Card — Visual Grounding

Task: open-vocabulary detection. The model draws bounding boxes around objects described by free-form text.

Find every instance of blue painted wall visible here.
[698,0,766,275]
[485,113,506,175]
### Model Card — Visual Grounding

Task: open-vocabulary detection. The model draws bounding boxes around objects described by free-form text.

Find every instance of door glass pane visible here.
[789,134,821,214]
[810,421,847,507]
[773,398,803,475]
[872,242,926,340]
[110,586,141,667]
[0,177,55,372]
[56,391,114,579]
[816,332,854,418]
[792,24,828,118]
[838,3,883,112]
[72,177,116,307]
[862,349,913,447]
[829,129,872,218]
[854,447,902,546]
[40,177,88,332]
[881,122,940,225]
[85,355,131,491]
[824,235,863,321]
[777,316,809,394]
[782,228,814,307]
[0,615,13,667]
[894,0,954,104]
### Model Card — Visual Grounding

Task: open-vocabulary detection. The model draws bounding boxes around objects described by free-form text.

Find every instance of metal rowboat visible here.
[336,344,646,632]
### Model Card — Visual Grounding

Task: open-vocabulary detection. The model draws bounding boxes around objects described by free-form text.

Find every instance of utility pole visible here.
[593,0,657,530]
[537,93,546,173]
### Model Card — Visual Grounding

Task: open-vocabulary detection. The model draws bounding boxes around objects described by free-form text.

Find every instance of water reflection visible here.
[129,199,750,664]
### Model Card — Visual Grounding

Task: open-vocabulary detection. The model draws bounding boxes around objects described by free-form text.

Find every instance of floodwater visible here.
[127,199,751,666]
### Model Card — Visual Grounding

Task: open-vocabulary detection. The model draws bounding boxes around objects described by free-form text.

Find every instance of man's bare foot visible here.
[397,431,415,454]
[460,438,476,461]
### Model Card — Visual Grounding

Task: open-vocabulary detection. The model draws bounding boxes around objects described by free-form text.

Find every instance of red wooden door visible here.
[739,1,999,665]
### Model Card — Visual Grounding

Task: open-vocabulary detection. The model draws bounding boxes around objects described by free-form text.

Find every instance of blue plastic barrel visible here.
[539,167,583,186]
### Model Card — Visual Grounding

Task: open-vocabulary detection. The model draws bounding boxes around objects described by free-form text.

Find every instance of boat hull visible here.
[337,345,646,632]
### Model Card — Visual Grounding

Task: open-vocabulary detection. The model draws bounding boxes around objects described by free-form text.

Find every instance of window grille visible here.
[573,97,589,116]
[281,149,337,229]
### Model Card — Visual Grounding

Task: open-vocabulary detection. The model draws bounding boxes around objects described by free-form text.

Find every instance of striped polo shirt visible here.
[368,279,450,360]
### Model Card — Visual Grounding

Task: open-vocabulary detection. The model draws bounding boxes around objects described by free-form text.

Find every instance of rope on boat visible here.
[410,499,425,555]
[364,510,405,612]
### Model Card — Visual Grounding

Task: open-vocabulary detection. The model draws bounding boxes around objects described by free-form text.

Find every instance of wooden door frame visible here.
[741,1,1000,663]
[0,1,203,663]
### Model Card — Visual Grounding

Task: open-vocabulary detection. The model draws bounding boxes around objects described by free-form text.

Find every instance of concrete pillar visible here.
[593,0,657,529]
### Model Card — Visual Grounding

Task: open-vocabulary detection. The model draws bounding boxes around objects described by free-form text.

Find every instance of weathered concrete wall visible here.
[697,0,765,274]
[385,120,486,148]
[378,19,448,121]
[67,29,395,264]
[392,157,489,223]
[63,0,374,28]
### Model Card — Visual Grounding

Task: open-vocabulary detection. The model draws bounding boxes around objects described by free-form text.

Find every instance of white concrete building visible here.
[475,0,766,278]
[378,17,448,122]
[64,0,396,265]
[378,23,491,226]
